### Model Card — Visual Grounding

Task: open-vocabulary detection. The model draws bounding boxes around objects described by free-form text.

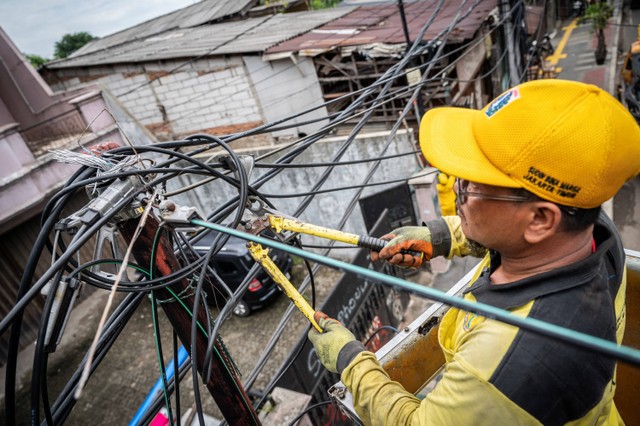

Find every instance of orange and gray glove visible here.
[436,172,457,216]
[307,311,366,374]
[370,219,453,268]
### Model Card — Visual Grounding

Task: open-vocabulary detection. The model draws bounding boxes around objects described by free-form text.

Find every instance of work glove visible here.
[370,218,456,268]
[436,172,457,217]
[307,311,366,374]
[370,226,434,268]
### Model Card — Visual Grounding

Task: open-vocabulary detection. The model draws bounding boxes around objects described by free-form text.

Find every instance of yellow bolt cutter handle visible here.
[247,242,322,332]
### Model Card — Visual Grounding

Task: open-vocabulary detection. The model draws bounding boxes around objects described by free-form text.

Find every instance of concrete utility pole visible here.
[398,0,411,52]
[501,0,520,85]
[397,0,425,123]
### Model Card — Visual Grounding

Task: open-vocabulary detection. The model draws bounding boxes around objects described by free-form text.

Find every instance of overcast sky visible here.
[0,0,198,58]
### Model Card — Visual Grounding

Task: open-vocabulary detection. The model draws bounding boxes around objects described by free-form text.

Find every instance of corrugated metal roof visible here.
[68,0,257,58]
[265,0,498,55]
[48,8,355,69]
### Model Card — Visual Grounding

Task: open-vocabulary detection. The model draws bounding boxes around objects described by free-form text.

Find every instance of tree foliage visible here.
[54,32,97,59]
[258,0,340,9]
[581,2,613,31]
[310,0,340,9]
[25,54,49,69]
[580,2,613,65]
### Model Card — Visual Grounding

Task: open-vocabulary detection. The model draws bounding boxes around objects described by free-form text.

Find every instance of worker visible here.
[308,79,640,425]
[436,172,457,217]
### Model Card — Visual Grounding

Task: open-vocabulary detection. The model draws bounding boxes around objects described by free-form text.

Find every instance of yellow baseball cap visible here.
[419,79,640,209]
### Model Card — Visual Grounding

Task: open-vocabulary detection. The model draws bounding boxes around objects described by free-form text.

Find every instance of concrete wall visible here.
[0,89,153,233]
[0,28,54,126]
[47,55,329,144]
[166,129,422,256]
[0,125,34,176]
[244,56,328,139]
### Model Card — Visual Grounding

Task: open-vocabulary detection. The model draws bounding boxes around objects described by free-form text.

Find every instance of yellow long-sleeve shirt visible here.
[342,213,626,425]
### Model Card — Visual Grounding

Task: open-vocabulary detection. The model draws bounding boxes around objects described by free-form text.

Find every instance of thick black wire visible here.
[179,134,251,426]
[364,326,400,347]
[253,150,421,168]
[137,356,192,426]
[0,188,141,349]
[40,164,97,223]
[49,292,145,423]
[172,331,181,425]
[4,166,94,426]
[74,256,235,298]
[150,291,175,425]
[41,353,54,425]
[259,176,412,198]
[176,233,237,302]
[286,400,333,426]
[252,327,315,412]
[79,269,194,292]
[32,264,68,425]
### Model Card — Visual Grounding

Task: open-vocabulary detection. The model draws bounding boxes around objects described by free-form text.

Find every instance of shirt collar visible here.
[463,222,615,310]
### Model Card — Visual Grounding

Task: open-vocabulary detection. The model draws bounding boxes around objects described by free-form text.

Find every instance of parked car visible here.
[190,230,292,317]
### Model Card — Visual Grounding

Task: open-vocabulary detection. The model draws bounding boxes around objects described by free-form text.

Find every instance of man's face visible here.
[455,180,532,252]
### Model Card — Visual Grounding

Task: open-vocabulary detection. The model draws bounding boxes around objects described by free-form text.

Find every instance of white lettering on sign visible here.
[307,347,324,378]
[336,282,369,325]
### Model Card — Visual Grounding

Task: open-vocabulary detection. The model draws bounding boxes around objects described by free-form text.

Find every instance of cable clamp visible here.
[159,200,204,233]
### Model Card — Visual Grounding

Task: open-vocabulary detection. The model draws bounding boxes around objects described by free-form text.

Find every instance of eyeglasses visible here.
[456,179,577,216]
[456,179,535,205]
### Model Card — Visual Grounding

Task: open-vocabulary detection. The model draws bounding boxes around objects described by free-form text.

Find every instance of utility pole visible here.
[501,0,520,86]
[398,0,411,52]
[397,0,425,123]
[120,215,261,426]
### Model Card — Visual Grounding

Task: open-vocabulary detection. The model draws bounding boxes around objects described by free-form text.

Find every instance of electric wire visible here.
[49,292,146,424]
[253,150,421,168]
[286,401,334,426]
[150,291,175,425]
[147,234,176,426]
[364,325,400,347]
[259,176,413,198]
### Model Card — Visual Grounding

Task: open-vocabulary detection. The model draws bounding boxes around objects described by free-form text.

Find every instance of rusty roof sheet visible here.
[266,0,498,55]
[47,8,354,69]
[67,0,258,58]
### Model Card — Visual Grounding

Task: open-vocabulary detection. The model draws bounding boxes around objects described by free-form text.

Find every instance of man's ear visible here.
[523,202,563,244]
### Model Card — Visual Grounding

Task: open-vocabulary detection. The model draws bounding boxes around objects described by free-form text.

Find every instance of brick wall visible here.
[46,55,328,144]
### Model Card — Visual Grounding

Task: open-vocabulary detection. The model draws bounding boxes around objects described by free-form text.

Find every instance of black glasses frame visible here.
[456,179,578,216]
[456,179,535,205]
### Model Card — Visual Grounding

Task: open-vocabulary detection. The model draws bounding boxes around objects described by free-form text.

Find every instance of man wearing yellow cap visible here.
[308,79,640,425]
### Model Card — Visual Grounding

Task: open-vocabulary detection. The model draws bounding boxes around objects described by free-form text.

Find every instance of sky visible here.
[0,0,199,59]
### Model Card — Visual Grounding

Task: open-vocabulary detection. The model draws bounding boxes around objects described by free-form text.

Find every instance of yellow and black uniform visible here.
[341,213,626,425]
